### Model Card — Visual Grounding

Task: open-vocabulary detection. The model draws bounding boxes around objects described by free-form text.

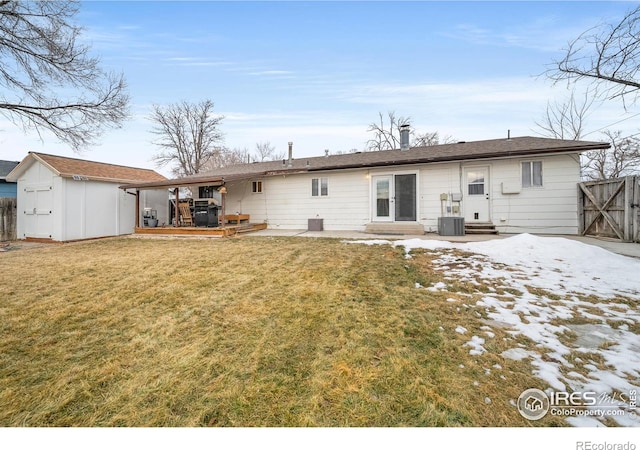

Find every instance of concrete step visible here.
[365,222,425,235]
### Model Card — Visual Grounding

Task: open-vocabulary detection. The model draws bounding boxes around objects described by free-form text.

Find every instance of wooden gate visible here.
[0,197,17,241]
[578,176,639,243]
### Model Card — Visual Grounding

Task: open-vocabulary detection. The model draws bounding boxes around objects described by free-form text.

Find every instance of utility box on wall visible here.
[308,218,323,231]
[438,217,465,236]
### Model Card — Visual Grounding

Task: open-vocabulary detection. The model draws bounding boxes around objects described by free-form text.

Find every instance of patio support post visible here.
[135,189,140,228]
[174,188,179,227]
[220,185,227,228]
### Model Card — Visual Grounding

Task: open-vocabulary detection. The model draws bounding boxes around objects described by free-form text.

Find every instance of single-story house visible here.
[6,152,168,242]
[0,160,19,198]
[179,135,611,235]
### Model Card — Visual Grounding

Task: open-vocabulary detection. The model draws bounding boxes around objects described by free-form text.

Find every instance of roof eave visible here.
[307,144,609,172]
[121,141,611,186]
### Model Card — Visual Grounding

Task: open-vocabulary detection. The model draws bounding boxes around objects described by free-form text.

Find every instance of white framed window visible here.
[522,161,543,188]
[252,181,263,194]
[199,185,217,198]
[311,177,328,197]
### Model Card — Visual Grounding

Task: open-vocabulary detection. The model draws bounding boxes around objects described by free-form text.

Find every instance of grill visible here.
[194,201,219,227]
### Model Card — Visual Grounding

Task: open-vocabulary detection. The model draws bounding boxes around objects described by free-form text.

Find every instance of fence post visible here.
[577,182,585,236]
[623,177,633,242]
[634,176,640,243]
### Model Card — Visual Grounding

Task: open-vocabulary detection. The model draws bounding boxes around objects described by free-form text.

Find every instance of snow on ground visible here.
[349,234,640,427]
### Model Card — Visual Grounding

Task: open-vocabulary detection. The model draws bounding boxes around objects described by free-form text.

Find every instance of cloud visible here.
[173,60,234,67]
[443,14,608,53]
[248,70,294,76]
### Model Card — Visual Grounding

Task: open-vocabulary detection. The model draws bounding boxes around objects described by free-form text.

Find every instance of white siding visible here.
[223,153,582,235]
[490,154,581,234]
[61,179,131,240]
[225,170,370,230]
[419,163,462,232]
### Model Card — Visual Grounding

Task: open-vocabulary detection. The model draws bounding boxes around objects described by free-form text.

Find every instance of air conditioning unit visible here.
[438,217,465,236]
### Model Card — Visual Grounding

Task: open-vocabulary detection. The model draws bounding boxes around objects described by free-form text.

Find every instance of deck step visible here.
[464,222,499,235]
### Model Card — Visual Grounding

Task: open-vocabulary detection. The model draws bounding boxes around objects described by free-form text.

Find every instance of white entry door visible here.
[464,167,490,222]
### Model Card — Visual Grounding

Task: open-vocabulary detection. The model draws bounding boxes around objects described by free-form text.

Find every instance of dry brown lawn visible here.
[0,236,565,427]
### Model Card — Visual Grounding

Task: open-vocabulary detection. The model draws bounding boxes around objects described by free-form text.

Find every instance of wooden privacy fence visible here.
[0,197,17,241]
[578,176,639,243]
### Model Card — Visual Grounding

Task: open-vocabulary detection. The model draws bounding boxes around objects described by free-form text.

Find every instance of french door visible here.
[372,174,416,222]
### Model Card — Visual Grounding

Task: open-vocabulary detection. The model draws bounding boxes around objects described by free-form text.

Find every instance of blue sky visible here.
[1,1,638,176]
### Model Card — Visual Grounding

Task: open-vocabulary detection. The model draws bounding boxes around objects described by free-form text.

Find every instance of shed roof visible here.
[121,135,609,190]
[6,152,166,184]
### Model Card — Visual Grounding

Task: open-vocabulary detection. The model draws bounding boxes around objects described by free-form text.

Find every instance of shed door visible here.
[23,184,53,238]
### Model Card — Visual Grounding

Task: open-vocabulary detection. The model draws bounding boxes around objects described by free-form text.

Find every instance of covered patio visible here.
[119,174,267,237]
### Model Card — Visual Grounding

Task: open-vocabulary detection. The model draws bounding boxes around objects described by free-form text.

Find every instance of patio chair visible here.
[178,202,194,226]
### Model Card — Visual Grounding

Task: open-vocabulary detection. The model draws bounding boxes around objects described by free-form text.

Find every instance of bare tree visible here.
[366,111,454,150]
[0,1,129,151]
[547,6,640,108]
[413,131,456,147]
[582,130,640,180]
[365,111,411,151]
[254,141,285,162]
[533,90,640,179]
[202,146,251,170]
[535,90,594,140]
[150,99,225,177]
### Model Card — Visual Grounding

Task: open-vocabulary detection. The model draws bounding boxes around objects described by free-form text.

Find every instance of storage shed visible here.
[6,152,168,242]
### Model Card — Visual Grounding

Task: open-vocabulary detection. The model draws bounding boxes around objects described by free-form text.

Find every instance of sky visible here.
[1,1,640,177]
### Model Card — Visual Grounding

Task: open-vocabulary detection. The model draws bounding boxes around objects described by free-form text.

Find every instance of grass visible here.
[0,236,566,427]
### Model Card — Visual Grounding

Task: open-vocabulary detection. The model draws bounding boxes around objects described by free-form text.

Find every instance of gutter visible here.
[305,144,610,173]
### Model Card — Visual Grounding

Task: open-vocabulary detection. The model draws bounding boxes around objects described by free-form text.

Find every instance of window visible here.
[467,171,485,195]
[199,185,218,198]
[311,177,328,197]
[522,161,543,187]
[252,181,263,194]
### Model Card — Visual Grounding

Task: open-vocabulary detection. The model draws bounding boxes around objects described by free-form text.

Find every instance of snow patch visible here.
[348,234,640,427]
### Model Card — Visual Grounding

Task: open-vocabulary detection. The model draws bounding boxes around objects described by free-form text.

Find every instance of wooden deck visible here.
[134,223,267,237]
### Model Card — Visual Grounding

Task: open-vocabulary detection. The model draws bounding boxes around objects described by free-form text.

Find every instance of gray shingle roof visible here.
[199,136,609,178]
[120,136,610,190]
[0,160,19,179]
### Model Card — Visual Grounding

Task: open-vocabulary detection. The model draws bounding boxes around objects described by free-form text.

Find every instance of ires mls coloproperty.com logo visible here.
[517,388,638,421]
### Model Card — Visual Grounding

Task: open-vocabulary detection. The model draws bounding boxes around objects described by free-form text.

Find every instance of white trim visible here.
[521,160,544,188]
